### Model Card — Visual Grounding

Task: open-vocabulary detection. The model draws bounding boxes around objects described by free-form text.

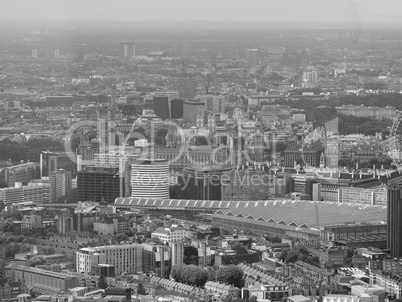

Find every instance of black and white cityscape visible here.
[2,1,402,302]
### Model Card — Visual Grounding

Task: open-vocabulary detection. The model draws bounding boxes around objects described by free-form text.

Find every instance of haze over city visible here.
[2,0,402,24]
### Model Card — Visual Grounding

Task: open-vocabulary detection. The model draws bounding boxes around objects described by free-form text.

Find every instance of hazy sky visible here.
[1,0,402,22]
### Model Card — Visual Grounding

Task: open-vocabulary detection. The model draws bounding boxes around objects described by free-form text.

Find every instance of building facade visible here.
[77,166,123,204]
[131,159,169,199]
[77,244,142,275]
[0,183,50,204]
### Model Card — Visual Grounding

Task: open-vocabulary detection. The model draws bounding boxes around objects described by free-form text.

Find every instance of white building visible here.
[151,226,187,244]
[76,244,143,275]
[0,182,50,204]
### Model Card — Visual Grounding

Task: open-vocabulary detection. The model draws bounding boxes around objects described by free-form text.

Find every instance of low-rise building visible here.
[76,244,142,275]
[151,226,187,244]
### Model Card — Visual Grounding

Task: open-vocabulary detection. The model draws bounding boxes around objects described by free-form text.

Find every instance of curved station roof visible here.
[114,197,386,228]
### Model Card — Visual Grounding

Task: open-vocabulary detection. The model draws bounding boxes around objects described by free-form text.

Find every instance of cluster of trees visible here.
[338,114,392,136]
[26,256,46,267]
[56,188,78,204]
[279,246,320,267]
[171,264,208,287]
[170,264,244,289]
[0,137,64,162]
[216,265,245,288]
[338,157,393,170]
[274,93,402,130]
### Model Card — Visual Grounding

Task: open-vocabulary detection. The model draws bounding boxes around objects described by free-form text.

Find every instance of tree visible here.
[149,236,164,245]
[171,264,208,287]
[124,228,135,237]
[116,233,129,242]
[0,179,8,188]
[249,296,258,302]
[171,264,184,282]
[216,265,244,288]
[26,256,46,267]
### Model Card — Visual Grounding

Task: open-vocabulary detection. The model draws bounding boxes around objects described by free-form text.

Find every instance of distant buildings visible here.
[183,100,205,123]
[153,96,170,120]
[302,71,318,88]
[195,95,226,114]
[246,49,259,67]
[120,42,135,58]
[170,99,184,119]
[169,74,197,100]
[31,49,39,59]
[221,168,271,201]
[336,105,396,119]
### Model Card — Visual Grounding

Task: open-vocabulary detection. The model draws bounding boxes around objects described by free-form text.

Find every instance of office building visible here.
[0,161,39,187]
[131,159,169,199]
[0,182,50,204]
[153,96,170,120]
[32,49,39,58]
[14,266,79,292]
[336,105,396,119]
[40,151,76,178]
[246,49,259,67]
[183,101,205,124]
[387,184,402,258]
[77,166,123,204]
[221,168,271,201]
[195,95,226,113]
[178,165,231,200]
[120,42,135,58]
[302,71,318,83]
[302,71,318,88]
[171,242,184,267]
[76,244,142,275]
[170,99,184,119]
[169,74,197,100]
[96,107,116,153]
[57,214,73,235]
[49,169,72,203]
[93,264,115,277]
[142,243,170,278]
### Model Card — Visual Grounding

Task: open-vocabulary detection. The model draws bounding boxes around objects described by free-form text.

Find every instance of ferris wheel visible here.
[389,110,402,170]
